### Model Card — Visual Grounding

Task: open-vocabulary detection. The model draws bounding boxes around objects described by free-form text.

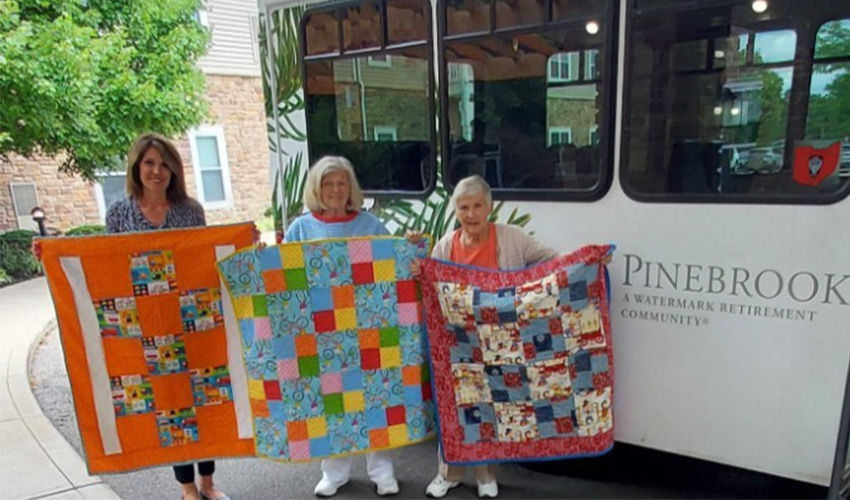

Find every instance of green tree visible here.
[0,0,210,180]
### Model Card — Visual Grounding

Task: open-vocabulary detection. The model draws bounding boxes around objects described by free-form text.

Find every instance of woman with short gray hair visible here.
[411,175,557,498]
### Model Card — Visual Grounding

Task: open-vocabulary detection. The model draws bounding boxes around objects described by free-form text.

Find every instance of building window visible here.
[368,54,392,67]
[95,172,127,220]
[189,126,233,208]
[193,3,210,28]
[548,127,573,146]
[249,14,260,62]
[373,126,398,142]
[589,125,599,145]
[585,49,598,80]
[9,183,38,231]
[548,53,576,83]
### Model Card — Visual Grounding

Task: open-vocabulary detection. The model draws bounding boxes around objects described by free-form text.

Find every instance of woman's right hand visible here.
[31,240,43,261]
[404,230,424,244]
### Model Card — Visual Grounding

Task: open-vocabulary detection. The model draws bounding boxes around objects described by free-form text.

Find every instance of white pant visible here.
[320,450,395,484]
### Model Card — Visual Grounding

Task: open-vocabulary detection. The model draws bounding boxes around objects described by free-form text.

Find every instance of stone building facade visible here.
[0,0,269,233]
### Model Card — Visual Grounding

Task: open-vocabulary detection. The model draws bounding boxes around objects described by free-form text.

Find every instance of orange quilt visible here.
[40,224,256,473]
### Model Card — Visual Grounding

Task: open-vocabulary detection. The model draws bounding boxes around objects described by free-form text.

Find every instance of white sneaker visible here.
[425,475,460,498]
[374,477,400,496]
[314,477,348,497]
[477,480,498,499]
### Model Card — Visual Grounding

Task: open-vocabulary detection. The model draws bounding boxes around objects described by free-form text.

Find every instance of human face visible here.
[138,147,172,195]
[455,193,491,237]
[320,170,351,214]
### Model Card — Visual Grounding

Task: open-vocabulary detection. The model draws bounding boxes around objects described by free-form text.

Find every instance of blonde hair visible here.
[452,175,492,210]
[303,156,365,212]
[125,132,190,203]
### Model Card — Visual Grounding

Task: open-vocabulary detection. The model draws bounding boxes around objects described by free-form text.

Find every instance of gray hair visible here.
[451,175,492,209]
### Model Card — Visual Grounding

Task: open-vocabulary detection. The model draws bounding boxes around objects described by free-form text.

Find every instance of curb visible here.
[22,315,123,500]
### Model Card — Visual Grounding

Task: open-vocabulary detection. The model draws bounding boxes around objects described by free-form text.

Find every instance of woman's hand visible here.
[31,240,43,261]
[252,224,267,249]
[409,259,422,280]
[404,230,424,244]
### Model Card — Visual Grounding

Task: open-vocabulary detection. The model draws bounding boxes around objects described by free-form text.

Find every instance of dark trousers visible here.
[173,461,215,484]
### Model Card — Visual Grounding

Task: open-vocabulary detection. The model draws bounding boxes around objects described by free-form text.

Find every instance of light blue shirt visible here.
[283,211,390,242]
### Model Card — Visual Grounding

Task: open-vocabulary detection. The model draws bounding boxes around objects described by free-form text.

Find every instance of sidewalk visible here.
[0,277,121,500]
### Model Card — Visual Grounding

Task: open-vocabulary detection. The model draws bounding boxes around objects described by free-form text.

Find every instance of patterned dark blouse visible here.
[105,198,206,234]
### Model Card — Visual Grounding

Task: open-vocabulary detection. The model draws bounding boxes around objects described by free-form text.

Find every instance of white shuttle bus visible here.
[261,0,850,493]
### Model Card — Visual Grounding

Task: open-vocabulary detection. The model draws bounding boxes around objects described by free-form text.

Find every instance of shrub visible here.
[0,229,41,283]
[65,224,106,236]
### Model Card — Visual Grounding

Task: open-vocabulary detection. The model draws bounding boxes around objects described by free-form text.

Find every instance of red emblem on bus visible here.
[793,142,840,186]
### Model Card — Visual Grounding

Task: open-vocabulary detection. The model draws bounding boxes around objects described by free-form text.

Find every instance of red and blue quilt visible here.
[419,245,615,464]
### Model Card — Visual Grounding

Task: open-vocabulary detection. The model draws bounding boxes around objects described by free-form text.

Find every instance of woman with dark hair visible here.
[106,133,229,500]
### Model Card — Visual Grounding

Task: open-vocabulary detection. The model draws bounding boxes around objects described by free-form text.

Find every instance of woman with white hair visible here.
[284,156,398,497]
[414,174,558,499]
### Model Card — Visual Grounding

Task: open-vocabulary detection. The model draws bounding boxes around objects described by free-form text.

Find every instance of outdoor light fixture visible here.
[730,107,741,116]
[714,106,723,116]
[585,21,600,35]
[715,50,725,59]
[30,206,47,237]
[751,0,768,13]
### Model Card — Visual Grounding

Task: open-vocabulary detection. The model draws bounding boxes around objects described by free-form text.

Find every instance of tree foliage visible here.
[0,0,210,180]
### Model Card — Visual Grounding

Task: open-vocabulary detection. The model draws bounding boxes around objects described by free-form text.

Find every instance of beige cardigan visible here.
[431,223,557,270]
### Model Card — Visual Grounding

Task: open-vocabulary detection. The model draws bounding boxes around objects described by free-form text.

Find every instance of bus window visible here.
[439,0,617,200]
[622,0,850,203]
[301,0,436,196]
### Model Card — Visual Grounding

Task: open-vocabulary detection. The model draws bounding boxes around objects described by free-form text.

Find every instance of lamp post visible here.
[30,206,46,237]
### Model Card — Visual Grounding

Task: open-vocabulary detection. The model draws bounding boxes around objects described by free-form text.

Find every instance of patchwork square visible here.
[435,282,475,327]
[327,412,368,454]
[478,323,524,365]
[130,250,177,296]
[94,297,141,337]
[111,374,155,416]
[494,402,539,442]
[142,334,187,374]
[190,365,233,406]
[348,239,373,263]
[419,245,614,464]
[284,269,309,290]
[219,249,265,297]
[575,388,612,437]
[373,260,396,282]
[515,275,559,322]
[259,246,283,270]
[179,288,223,333]
[317,330,361,373]
[355,283,398,328]
[268,291,313,335]
[527,358,572,401]
[452,364,491,405]
[156,408,199,446]
[305,241,352,288]
[281,377,324,420]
